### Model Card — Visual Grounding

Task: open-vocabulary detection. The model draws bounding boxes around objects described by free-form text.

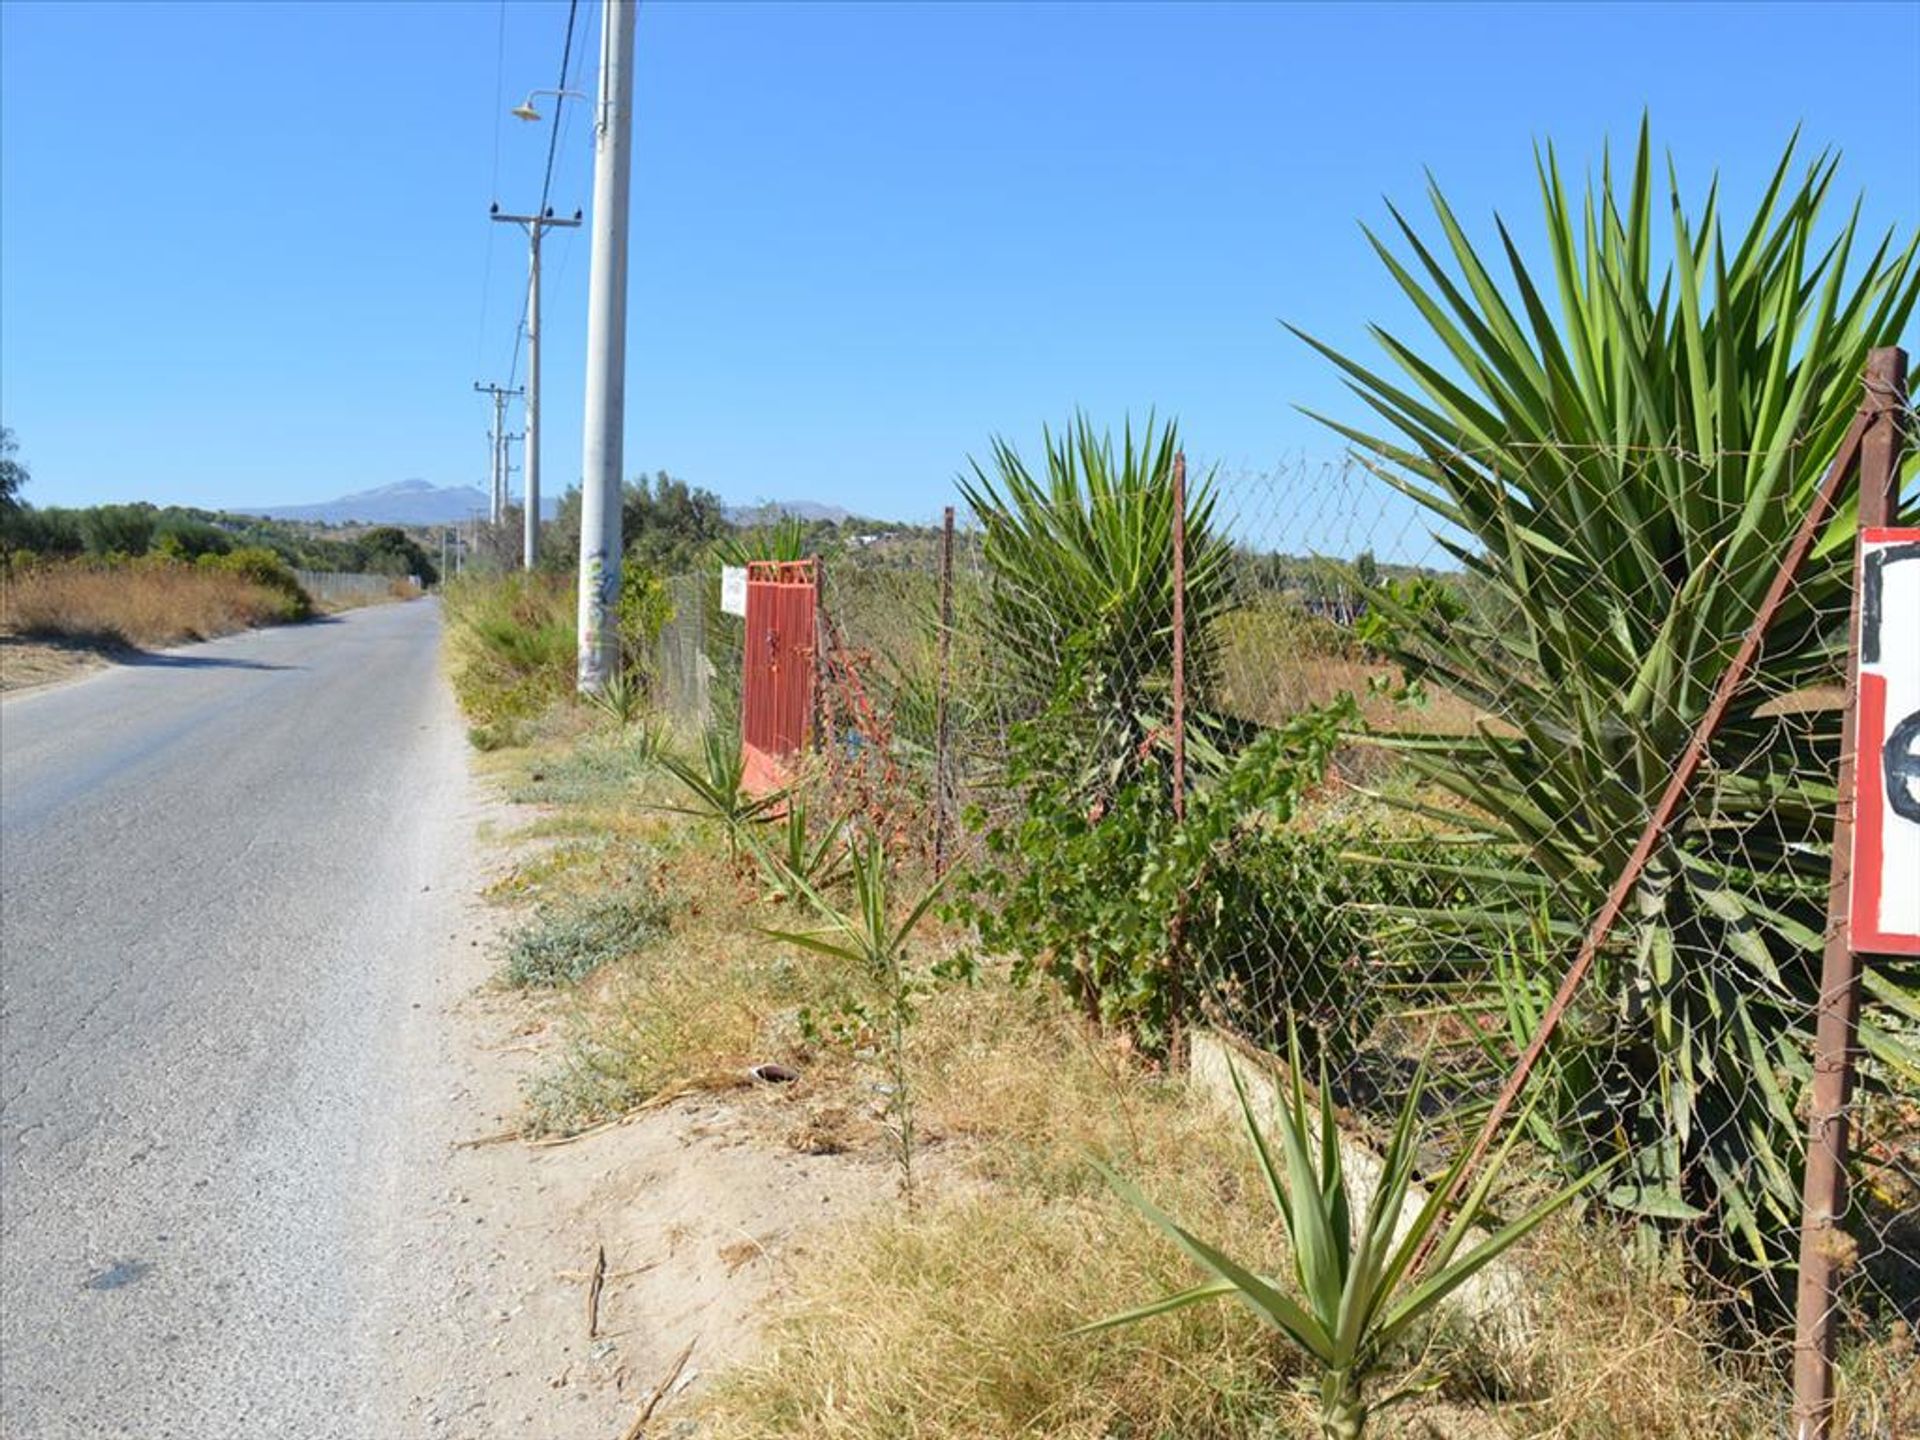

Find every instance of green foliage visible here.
[759,829,948,1200]
[153,516,234,561]
[616,563,674,676]
[1299,122,1920,1288]
[544,472,730,576]
[0,489,445,580]
[959,700,1357,1049]
[1083,1033,1599,1440]
[79,503,158,558]
[714,513,819,566]
[758,795,851,903]
[0,426,25,515]
[442,571,577,730]
[961,414,1235,804]
[1,505,81,558]
[625,473,730,573]
[651,727,787,860]
[506,729,662,807]
[355,525,439,585]
[581,669,649,729]
[201,547,313,619]
[504,890,669,988]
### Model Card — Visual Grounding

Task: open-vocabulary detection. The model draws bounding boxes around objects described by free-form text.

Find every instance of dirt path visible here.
[385,783,894,1438]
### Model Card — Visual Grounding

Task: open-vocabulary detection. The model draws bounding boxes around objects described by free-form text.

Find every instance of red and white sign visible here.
[1851,527,1920,954]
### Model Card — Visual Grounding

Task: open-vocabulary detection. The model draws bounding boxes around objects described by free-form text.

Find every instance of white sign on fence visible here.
[1851,527,1920,954]
[720,565,748,618]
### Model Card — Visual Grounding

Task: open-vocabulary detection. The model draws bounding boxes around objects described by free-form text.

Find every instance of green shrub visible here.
[961,413,1234,807]
[503,890,669,988]
[1300,121,1920,1292]
[442,571,576,729]
[78,503,157,557]
[958,700,1358,1051]
[200,546,312,619]
[153,517,234,562]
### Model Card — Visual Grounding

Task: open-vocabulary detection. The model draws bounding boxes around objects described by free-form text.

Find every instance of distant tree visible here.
[624,472,728,573]
[0,427,25,514]
[153,513,235,561]
[354,525,439,585]
[537,487,584,574]
[536,472,730,577]
[2,506,82,557]
[79,503,157,557]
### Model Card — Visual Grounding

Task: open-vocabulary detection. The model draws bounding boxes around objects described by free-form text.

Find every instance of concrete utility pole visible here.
[472,382,522,524]
[502,432,524,526]
[576,0,636,693]
[492,205,581,570]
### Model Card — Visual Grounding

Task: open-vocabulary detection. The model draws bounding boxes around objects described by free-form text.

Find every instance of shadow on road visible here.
[118,652,295,672]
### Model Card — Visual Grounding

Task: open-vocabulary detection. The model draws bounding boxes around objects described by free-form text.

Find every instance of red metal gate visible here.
[741,559,818,795]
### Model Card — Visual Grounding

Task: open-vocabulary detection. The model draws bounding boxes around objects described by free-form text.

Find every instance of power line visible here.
[539,2,598,329]
[506,0,585,392]
[537,1,580,218]
[475,0,510,372]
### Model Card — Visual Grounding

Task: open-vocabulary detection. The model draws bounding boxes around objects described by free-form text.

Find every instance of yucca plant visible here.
[760,830,947,1201]
[1082,1033,1597,1439]
[758,794,851,902]
[714,513,817,566]
[652,726,786,862]
[960,414,1236,804]
[582,666,647,728]
[1297,121,1920,1287]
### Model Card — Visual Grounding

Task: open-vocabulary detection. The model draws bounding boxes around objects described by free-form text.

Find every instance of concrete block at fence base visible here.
[1188,1029,1536,1358]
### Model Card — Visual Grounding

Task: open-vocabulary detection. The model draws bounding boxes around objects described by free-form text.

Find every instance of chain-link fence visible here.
[646,370,1917,1430]
[292,569,410,605]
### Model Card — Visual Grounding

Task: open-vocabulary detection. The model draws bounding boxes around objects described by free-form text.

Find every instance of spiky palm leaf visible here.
[1298,121,1920,1288]
[1083,1033,1599,1440]
[960,414,1236,803]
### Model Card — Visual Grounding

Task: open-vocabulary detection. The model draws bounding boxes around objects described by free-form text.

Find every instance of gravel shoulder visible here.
[388,776,895,1439]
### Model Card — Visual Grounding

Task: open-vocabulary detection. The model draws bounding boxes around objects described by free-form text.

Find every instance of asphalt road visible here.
[1,601,472,1439]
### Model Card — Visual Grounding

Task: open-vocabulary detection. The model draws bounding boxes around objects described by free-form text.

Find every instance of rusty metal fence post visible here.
[933,505,956,878]
[1791,345,1908,1440]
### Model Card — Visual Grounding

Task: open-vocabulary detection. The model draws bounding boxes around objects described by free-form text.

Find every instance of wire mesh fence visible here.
[647,376,1917,1430]
[291,569,409,605]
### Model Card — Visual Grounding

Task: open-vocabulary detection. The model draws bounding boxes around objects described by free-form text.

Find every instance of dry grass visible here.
[701,975,1790,1440]
[1436,1220,1774,1439]
[703,983,1313,1440]
[1,563,299,649]
[469,700,1801,1440]
[0,634,107,692]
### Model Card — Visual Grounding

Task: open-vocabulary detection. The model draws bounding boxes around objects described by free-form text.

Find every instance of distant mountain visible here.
[245,479,559,527]
[724,499,852,526]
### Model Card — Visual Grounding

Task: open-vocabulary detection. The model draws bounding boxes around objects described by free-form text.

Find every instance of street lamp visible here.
[510,88,589,124]
[494,85,589,568]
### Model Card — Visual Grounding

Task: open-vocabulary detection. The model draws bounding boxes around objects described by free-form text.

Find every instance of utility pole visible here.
[502,432,525,528]
[576,0,636,693]
[492,205,581,570]
[473,382,522,524]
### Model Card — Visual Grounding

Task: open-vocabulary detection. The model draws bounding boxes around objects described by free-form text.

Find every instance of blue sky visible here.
[2,0,1916,527]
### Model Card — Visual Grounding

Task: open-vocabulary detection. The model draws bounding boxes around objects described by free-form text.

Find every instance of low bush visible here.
[198,546,312,620]
[442,571,576,730]
[502,889,670,988]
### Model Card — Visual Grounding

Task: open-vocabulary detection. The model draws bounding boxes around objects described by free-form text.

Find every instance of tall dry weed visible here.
[1,563,302,648]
